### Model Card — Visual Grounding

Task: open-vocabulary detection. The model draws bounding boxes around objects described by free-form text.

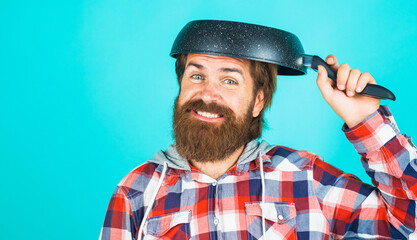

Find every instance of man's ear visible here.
[252,90,265,118]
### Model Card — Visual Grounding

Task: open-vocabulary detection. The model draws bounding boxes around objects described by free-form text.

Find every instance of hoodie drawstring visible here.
[259,152,267,239]
[137,161,168,240]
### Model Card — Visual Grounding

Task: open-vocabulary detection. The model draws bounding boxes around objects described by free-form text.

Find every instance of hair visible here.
[174,54,277,139]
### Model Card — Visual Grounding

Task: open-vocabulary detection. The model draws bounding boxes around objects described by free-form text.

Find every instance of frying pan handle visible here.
[310,55,396,101]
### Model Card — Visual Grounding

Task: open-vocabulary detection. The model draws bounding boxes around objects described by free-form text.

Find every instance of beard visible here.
[173,98,254,163]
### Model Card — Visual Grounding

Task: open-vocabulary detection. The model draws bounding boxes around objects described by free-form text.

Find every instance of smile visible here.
[191,110,224,122]
[197,111,221,119]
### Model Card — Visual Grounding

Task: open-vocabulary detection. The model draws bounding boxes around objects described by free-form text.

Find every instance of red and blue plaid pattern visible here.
[100,106,417,239]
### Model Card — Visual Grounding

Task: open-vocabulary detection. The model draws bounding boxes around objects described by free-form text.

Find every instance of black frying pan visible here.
[170,20,395,101]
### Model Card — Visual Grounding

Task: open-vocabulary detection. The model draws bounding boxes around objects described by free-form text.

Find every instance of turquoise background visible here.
[1,0,416,239]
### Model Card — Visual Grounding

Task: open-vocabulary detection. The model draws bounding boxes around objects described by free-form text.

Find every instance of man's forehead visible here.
[185,54,250,69]
[187,53,249,62]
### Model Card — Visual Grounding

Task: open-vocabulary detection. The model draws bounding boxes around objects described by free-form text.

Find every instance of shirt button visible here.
[278,214,284,221]
[213,218,219,225]
[212,182,217,186]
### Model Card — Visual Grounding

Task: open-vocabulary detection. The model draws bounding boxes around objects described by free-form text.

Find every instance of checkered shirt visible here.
[100,106,417,239]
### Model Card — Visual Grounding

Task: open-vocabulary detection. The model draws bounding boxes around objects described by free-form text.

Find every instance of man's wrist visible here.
[343,106,398,153]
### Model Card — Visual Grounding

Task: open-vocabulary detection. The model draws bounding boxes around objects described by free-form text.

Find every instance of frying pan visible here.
[170,20,395,101]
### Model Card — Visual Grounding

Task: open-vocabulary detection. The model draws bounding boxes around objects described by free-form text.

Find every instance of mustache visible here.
[180,99,234,118]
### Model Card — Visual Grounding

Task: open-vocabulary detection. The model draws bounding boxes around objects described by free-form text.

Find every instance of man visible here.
[100,20,417,239]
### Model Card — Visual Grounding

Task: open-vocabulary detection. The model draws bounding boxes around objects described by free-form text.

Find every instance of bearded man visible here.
[100,20,417,240]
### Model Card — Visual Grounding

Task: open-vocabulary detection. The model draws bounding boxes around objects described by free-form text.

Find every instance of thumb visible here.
[316,65,334,102]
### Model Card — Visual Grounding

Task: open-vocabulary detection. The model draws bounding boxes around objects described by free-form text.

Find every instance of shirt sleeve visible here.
[313,105,417,239]
[99,186,136,240]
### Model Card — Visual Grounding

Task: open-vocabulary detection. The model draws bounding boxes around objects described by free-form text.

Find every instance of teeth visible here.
[196,111,220,119]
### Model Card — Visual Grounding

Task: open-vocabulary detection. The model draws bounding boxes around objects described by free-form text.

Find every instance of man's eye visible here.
[191,74,203,80]
[224,79,237,85]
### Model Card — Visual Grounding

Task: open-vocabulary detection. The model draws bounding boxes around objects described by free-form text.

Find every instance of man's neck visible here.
[189,145,245,180]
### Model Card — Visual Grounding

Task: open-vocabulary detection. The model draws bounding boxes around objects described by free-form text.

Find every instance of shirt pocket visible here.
[144,210,191,240]
[245,202,297,240]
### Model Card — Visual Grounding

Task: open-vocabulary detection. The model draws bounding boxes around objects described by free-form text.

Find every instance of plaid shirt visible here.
[100,106,417,239]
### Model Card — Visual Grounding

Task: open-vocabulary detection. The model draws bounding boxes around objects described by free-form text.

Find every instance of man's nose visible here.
[200,81,221,103]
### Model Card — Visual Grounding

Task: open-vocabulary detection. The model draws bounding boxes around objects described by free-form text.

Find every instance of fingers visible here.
[356,72,376,93]
[316,65,334,102]
[337,65,376,97]
[326,55,339,72]
[318,55,377,99]
[346,69,361,97]
[336,63,350,91]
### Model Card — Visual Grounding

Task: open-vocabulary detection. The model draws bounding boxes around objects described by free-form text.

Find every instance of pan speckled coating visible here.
[170,20,307,76]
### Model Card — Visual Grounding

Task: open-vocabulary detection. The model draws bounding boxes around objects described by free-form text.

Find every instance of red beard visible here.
[173,98,254,163]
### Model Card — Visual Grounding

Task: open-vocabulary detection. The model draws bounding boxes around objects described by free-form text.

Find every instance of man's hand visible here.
[316,55,381,128]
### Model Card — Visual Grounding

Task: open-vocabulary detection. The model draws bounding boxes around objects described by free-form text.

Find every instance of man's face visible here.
[173,54,264,162]
[177,54,264,121]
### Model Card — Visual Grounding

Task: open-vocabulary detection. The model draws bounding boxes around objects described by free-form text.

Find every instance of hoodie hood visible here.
[148,140,275,172]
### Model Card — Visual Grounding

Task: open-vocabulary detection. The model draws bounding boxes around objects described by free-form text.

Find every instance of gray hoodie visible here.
[148,139,275,172]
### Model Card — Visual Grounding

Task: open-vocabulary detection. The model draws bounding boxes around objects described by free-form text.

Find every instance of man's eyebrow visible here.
[186,62,205,70]
[220,67,243,75]
[186,62,244,75]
